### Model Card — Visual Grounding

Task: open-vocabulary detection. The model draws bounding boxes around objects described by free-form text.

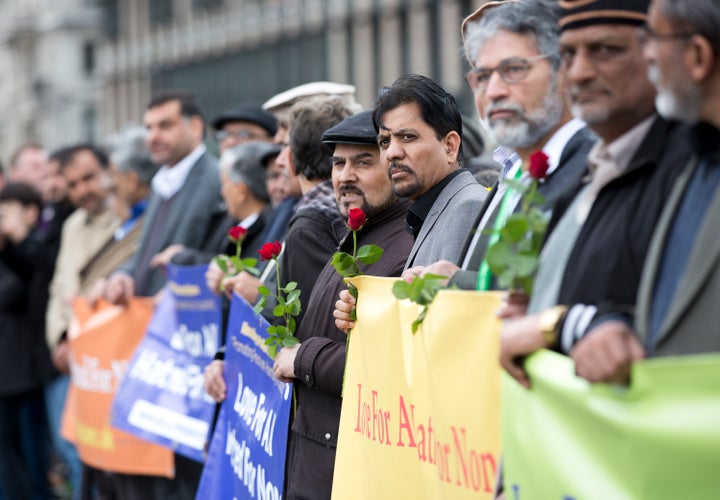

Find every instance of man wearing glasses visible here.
[210,103,277,152]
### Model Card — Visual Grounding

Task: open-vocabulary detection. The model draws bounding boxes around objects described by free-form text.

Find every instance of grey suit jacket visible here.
[404,169,488,270]
[450,127,595,290]
[635,155,720,355]
[121,152,223,295]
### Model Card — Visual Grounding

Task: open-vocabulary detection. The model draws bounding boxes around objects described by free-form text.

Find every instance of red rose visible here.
[528,151,550,180]
[347,208,367,231]
[258,240,283,261]
[228,226,247,243]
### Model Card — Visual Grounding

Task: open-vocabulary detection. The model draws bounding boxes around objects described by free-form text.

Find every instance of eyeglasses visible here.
[465,54,552,93]
[214,129,268,142]
[638,25,696,44]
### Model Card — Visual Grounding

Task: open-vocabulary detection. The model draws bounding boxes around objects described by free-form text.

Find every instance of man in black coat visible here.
[272,111,414,499]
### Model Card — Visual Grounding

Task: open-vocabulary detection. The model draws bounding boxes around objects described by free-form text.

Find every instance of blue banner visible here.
[111,264,220,462]
[196,293,292,499]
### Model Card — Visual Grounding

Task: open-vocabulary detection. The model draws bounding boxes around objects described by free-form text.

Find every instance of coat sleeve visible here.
[294,337,346,397]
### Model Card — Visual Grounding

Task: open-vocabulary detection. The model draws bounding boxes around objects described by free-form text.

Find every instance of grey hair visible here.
[660,0,720,54]
[220,141,275,203]
[464,0,562,70]
[106,127,158,184]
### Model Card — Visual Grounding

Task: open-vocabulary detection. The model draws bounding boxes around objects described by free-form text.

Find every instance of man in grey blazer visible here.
[573,0,720,379]
[374,74,488,270]
[106,90,223,299]
[104,90,222,499]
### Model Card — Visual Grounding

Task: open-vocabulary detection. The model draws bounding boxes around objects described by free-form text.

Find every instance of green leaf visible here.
[500,214,530,244]
[486,240,513,274]
[264,337,274,345]
[267,325,277,335]
[412,307,428,334]
[258,285,271,297]
[286,289,301,305]
[214,256,229,274]
[287,317,296,334]
[392,280,410,300]
[268,344,277,359]
[506,253,537,277]
[273,304,284,317]
[253,297,266,314]
[357,245,384,265]
[285,281,298,291]
[283,336,300,347]
[230,256,244,271]
[407,277,424,302]
[286,300,301,316]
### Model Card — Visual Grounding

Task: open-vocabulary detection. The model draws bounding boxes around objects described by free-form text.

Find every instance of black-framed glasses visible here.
[465,54,552,93]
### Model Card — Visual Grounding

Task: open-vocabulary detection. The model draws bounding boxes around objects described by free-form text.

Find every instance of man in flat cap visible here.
[500,0,693,387]
[272,110,414,500]
[211,103,276,152]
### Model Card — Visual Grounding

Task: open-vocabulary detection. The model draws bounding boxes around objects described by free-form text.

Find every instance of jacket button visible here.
[304,375,310,383]
[324,433,331,440]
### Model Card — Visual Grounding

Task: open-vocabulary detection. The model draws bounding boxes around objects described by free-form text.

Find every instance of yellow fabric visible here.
[333,276,503,499]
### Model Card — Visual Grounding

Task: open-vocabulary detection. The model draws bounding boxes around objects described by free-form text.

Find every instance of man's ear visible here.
[443,131,462,164]
[189,115,205,140]
[688,35,716,84]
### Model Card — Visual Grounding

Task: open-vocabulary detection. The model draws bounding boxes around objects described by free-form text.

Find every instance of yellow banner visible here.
[61,298,174,477]
[333,276,503,499]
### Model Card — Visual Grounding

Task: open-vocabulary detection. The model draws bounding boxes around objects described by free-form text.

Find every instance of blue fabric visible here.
[649,158,720,346]
[45,375,82,500]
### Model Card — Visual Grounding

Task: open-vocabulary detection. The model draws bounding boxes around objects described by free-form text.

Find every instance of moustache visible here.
[388,161,413,176]
[485,100,524,116]
[338,184,365,197]
[570,82,609,99]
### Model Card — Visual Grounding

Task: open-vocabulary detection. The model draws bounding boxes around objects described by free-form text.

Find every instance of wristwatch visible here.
[538,305,568,346]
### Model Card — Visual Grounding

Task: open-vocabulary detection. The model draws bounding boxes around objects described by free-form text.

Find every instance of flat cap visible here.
[263,82,357,113]
[211,103,278,135]
[558,0,649,32]
[322,110,377,147]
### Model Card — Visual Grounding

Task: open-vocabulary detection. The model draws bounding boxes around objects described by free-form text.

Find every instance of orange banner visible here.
[61,297,174,477]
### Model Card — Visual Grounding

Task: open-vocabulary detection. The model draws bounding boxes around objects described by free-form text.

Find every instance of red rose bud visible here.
[347,208,367,231]
[528,151,550,180]
[258,240,283,261]
[228,226,247,243]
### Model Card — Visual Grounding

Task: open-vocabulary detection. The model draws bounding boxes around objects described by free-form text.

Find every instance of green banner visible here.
[503,350,720,500]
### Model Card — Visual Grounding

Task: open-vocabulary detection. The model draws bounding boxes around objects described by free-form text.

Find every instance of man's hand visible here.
[333,289,356,334]
[229,272,262,303]
[51,340,70,374]
[273,344,300,383]
[150,244,185,269]
[499,314,547,389]
[205,260,227,296]
[105,272,135,306]
[86,278,108,307]
[203,360,226,403]
[496,291,530,320]
[571,321,645,384]
[401,266,425,283]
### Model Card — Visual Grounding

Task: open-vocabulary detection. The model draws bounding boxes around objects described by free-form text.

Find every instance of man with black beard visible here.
[272,111,414,499]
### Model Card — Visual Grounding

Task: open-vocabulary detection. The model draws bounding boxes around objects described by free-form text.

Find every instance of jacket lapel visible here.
[654,159,720,346]
[635,156,697,343]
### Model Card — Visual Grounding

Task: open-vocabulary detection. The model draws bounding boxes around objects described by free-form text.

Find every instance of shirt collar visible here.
[405,169,464,237]
[237,211,260,230]
[541,118,586,177]
[151,144,206,200]
[589,114,655,175]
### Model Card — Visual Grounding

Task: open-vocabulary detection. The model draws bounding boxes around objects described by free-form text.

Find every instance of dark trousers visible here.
[0,389,52,500]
